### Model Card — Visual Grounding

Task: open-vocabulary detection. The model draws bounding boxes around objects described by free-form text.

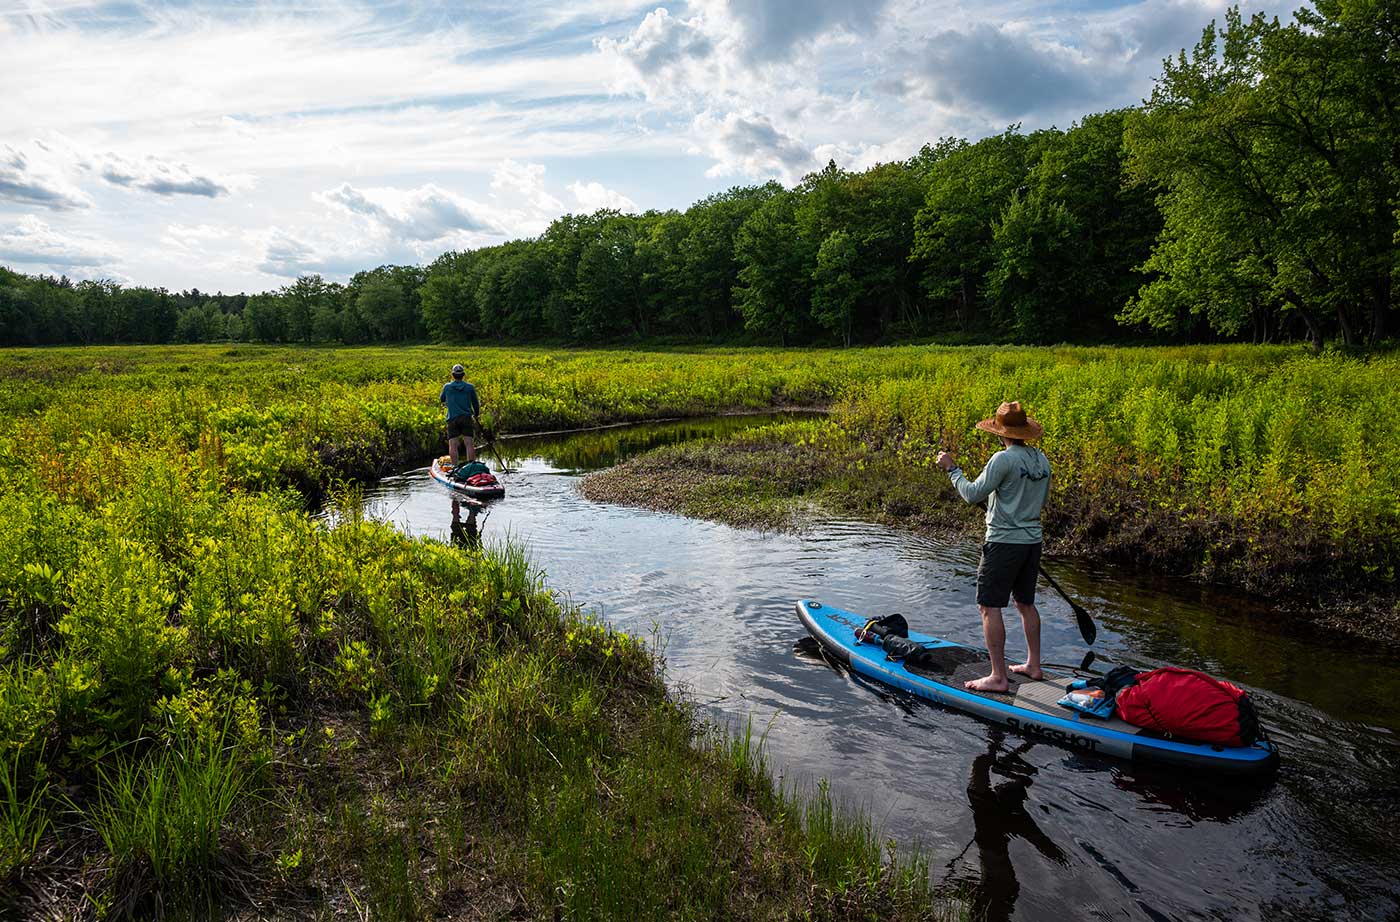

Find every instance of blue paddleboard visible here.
[797,599,1279,775]
[430,458,505,499]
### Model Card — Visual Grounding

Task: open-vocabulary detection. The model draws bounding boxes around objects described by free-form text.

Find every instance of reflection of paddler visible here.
[450,496,484,549]
[967,731,1066,922]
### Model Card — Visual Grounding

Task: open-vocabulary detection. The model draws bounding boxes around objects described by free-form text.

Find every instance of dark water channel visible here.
[360,415,1400,922]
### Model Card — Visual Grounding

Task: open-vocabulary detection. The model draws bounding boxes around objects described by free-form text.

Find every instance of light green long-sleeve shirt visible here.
[947,445,1051,544]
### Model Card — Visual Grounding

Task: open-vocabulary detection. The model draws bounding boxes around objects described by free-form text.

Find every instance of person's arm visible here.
[470,385,480,419]
[439,384,447,407]
[939,451,1008,506]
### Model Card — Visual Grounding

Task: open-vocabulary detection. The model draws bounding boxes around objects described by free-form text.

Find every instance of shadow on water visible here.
[359,415,1400,922]
[960,732,1067,922]
[448,496,485,550]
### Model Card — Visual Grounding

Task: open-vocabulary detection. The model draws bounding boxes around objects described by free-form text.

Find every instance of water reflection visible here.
[1111,763,1272,825]
[449,496,485,550]
[965,732,1066,922]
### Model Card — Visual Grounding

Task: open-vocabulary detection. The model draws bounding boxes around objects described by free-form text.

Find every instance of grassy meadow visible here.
[2,341,1399,916]
[0,345,948,920]
[589,343,1400,627]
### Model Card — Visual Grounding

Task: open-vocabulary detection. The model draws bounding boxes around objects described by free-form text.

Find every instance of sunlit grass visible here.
[0,744,49,878]
[0,343,975,917]
[2,340,1393,916]
[80,728,252,910]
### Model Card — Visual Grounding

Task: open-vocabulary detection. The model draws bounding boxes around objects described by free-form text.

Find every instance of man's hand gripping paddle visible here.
[476,415,517,474]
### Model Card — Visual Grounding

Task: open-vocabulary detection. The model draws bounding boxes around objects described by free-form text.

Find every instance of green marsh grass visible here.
[1,341,1394,915]
[1,743,49,878]
[81,727,252,909]
[0,344,952,915]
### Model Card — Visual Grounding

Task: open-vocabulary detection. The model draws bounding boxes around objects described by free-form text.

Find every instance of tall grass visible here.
[0,744,49,877]
[82,728,250,907]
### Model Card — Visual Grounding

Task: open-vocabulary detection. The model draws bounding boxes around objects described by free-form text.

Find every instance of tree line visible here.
[0,265,426,347]
[2,2,1394,349]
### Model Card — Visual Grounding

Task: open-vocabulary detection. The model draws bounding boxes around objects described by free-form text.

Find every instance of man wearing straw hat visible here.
[936,401,1051,693]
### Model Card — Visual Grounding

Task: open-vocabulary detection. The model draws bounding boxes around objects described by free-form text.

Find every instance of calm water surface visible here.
[360,417,1400,922]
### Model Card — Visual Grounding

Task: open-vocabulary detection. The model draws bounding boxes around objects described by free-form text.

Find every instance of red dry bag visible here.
[1114,667,1260,747]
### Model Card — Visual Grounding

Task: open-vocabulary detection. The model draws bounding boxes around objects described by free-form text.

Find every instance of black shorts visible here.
[446,415,477,440]
[976,542,1042,608]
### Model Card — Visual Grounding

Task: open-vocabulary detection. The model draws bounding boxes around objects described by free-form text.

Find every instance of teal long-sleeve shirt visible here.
[947,445,1050,544]
[439,380,480,420]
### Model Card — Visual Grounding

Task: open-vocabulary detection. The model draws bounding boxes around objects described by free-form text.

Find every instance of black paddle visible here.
[1038,561,1097,646]
[477,415,516,474]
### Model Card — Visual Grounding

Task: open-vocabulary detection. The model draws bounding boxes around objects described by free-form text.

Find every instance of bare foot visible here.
[1010,663,1044,681]
[965,675,1010,693]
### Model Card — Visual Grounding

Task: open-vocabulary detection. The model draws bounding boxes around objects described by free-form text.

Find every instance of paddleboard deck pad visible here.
[797,599,1278,775]
[430,459,505,499]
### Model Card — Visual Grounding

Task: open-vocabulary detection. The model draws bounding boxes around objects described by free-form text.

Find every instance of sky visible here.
[0,0,1299,293]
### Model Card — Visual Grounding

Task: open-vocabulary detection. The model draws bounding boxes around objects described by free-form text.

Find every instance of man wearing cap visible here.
[936,402,1051,693]
[439,364,481,466]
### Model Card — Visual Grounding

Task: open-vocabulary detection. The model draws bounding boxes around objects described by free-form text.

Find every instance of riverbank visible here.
[0,347,956,919]
[580,420,1400,648]
[1,497,945,920]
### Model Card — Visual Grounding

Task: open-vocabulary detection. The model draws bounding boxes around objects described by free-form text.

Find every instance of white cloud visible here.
[254,178,527,279]
[567,181,638,213]
[90,152,232,198]
[598,7,716,98]
[601,0,891,87]
[699,0,891,62]
[318,182,503,241]
[159,223,230,253]
[897,25,1102,120]
[692,111,817,182]
[251,223,429,280]
[491,159,564,213]
[0,143,92,210]
[0,214,114,269]
[1,7,616,162]
[254,228,350,278]
[597,3,890,182]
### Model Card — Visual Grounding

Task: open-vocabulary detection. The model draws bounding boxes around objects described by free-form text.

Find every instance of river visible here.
[358,415,1400,922]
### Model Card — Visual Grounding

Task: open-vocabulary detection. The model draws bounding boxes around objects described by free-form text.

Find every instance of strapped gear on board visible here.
[1114,667,1261,747]
[851,613,1263,748]
[445,459,500,489]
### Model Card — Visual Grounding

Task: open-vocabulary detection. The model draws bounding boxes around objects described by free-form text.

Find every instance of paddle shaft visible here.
[476,414,515,472]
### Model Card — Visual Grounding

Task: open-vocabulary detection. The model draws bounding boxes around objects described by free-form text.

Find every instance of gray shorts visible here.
[976,542,1041,608]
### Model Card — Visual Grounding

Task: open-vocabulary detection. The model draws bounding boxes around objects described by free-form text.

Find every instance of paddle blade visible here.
[1037,564,1098,646]
[1074,603,1097,646]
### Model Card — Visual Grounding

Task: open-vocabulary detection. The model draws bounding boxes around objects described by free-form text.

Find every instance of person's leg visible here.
[967,605,1010,692]
[1010,602,1043,680]
[969,542,1014,691]
[1009,543,1043,680]
[463,435,475,462]
[447,416,466,465]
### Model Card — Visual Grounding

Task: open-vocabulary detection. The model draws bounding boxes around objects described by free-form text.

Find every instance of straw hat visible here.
[974,401,1043,440]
